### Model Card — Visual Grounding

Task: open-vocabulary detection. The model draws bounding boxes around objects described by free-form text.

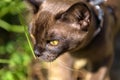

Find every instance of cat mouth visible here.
[37,55,57,62]
[36,52,59,62]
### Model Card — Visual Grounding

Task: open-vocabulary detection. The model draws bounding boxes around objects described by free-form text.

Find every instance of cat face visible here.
[27,0,92,61]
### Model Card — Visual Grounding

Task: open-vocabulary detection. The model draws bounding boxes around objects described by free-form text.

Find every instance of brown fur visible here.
[26,0,120,80]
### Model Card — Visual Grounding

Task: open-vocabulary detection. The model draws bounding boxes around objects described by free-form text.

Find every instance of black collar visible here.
[89,0,106,37]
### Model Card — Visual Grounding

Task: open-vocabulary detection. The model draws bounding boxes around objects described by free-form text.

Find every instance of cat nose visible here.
[34,47,42,57]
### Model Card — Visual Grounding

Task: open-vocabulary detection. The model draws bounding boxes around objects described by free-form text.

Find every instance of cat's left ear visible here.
[26,0,45,13]
[59,2,91,31]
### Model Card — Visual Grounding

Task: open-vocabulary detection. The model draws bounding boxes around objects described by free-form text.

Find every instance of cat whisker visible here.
[57,59,79,72]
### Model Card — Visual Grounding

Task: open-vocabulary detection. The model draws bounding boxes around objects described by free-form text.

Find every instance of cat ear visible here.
[26,0,45,13]
[60,2,91,31]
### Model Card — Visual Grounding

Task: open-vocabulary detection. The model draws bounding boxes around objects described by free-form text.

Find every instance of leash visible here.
[89,0,107,37]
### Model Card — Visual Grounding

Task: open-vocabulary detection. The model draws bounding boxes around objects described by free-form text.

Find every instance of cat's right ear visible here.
[25,0,45,13]
[56,2,91,32]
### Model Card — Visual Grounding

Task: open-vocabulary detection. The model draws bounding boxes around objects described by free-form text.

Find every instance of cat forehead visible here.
[47,22,79,36]
[48,24,69,34]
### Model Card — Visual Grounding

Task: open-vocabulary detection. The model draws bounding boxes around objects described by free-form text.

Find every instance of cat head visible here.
[26,0,97,61]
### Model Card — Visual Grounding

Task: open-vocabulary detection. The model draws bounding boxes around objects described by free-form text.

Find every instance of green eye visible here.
[49,40,59,46]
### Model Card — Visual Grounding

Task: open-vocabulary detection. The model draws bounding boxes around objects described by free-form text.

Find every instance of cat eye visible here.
[49,40,59,46]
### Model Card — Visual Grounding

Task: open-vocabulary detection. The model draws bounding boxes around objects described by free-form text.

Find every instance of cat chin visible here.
[37,53,58,62]
[37,56,57,62]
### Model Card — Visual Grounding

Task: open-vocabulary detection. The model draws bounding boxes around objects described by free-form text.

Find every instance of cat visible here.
[26,0,120,80]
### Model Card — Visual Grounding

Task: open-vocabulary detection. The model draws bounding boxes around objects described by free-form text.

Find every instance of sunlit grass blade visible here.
[18,14,36,59]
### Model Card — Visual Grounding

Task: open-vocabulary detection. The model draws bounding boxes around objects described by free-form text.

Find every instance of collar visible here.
[89,0,107,37]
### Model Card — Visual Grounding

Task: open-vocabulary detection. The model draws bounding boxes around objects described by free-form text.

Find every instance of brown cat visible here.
[26,0,120,80]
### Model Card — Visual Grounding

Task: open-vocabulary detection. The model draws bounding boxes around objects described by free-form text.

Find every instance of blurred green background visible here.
[0,0,33,80]
[0,0,120,80]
